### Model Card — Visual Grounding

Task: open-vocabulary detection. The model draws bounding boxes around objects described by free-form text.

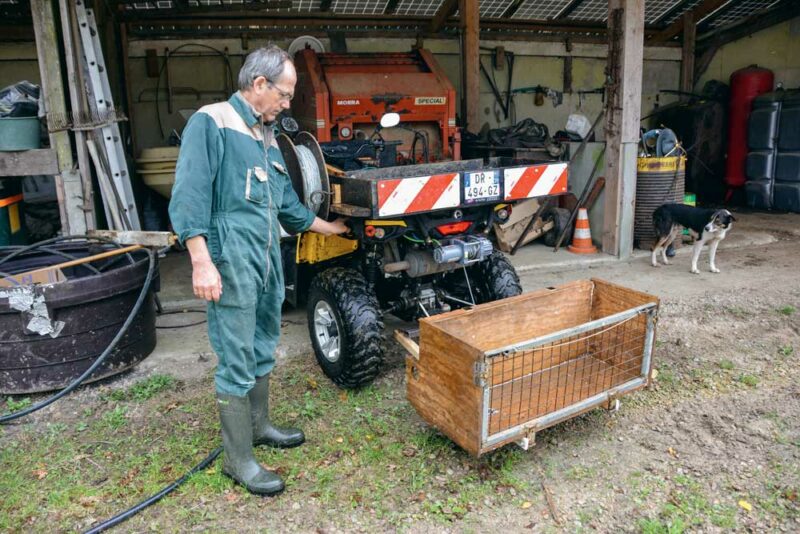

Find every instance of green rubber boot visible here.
[249,374,305,448]
[217,393,284,496]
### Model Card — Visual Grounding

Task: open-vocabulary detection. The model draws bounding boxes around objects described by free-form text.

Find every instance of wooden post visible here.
[680,12,696,100]
[602,0,644,258]
[59,0,96,231]
[460,0,480,134]
[31,0,88,235]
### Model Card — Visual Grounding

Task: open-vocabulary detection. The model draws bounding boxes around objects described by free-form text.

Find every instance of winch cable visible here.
[295,144,323,214]
[0,237,155,423]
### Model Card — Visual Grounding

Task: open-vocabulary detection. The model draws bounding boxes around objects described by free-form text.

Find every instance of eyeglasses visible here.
[267,81,294,102]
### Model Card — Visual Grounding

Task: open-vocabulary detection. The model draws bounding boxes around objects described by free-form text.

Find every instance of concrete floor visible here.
[143,210,800,382]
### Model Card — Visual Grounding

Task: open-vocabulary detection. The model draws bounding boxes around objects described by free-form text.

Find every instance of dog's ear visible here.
[728,213,737,222]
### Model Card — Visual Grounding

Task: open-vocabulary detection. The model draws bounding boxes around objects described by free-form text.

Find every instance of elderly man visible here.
[169,45,347,495]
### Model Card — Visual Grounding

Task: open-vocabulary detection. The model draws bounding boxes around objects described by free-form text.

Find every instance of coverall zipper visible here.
[261,121,273,287]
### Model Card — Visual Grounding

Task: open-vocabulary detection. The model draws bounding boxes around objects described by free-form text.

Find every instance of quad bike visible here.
[277,114,569,388]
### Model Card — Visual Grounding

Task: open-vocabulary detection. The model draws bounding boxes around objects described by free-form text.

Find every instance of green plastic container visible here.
[0,116,41,151]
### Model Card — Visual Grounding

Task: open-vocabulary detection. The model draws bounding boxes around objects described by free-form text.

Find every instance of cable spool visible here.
[276,133,331,220]
[296,144,323,213]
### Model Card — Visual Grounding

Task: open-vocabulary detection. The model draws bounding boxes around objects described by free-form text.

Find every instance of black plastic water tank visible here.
[0,244,158,394]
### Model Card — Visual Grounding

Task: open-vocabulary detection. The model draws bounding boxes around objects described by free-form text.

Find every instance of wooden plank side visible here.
[0,149,59,177]
[406,319,485,457]
[590,278,658,320]
[429,279,594,353]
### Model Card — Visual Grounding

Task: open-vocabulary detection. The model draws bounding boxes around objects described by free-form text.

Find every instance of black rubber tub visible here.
[0,243,159,394]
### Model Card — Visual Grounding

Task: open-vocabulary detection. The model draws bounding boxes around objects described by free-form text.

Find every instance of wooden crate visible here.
[401,279,659,456]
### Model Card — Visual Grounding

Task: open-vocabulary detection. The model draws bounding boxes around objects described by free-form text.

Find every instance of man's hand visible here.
[185,236,223,302]
[308,217,349,236]
[192,259,223,302]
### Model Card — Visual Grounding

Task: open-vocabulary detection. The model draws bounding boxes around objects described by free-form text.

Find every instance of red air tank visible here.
[725,65,773,196]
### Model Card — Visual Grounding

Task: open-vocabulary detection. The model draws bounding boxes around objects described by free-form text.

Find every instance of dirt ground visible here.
[1,211,799,533]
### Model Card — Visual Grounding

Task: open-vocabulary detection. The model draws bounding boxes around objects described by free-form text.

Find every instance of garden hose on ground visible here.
[83,447,223,534]
[0,236,221,532]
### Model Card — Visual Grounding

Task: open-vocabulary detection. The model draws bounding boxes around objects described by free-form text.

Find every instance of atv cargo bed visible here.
[328,157,568,218]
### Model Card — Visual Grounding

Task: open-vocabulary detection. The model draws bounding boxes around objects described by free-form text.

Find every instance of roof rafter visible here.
[430,0,459,33]
[650,0,730,42]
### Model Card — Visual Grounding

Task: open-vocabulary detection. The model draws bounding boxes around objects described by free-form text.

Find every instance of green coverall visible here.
[169,92,315,396]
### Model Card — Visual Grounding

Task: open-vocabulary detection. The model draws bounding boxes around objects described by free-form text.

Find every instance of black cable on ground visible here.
[83,447,223,534]
[157,320,208,329]
[1,237,223,530]
[0,245,156,424]
[156,309,207,329]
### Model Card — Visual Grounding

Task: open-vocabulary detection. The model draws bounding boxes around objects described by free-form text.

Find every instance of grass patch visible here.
[737,374,759,388]
[777,305,796,316]
[778,345,793,357]
[101,405,128,430]
[3,396,32,413]
[656,474,737,530]
[107,374,177,402]
[718,360,735,371]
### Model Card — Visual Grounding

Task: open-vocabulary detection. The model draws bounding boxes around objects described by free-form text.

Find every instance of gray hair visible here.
[237,44,291,90]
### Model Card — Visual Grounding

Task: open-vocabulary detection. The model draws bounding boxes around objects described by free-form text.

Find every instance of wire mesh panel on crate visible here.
[404,279,659,457]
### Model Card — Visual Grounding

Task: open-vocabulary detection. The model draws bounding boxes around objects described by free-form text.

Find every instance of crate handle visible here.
[394,329,420,361]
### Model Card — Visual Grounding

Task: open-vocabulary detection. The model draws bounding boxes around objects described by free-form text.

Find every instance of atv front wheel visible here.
[307,268,384,389]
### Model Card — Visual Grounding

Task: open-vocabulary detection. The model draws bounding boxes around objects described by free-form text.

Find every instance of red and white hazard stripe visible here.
[503,163,568,201]
[377,173,460,217]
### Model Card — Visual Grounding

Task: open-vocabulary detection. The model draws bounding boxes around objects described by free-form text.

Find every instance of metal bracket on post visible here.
[473,361,488,387]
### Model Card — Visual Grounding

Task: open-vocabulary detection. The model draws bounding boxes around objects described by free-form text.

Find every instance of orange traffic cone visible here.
[567,208,597,254]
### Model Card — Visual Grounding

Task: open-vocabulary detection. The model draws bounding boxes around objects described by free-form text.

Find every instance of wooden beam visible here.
[430,0,459,33]
[501,0,525,19]
[0,149,59,177]
[59,0,96,231]
[651,0,729,43]
[603,0,644,259]
[680,12,695,98]
[557,0,587,20]
[697,0,800,49]
[651,0,694,26]
[461,0,480,134]
[692,1,800,81]
[31,0,87,235]
[384,0,401,15]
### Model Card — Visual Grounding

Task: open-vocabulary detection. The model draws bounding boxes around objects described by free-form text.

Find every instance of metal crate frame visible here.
[479,302,658,449]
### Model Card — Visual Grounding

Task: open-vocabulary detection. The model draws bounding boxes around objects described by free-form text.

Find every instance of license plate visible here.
[464,170,500,202]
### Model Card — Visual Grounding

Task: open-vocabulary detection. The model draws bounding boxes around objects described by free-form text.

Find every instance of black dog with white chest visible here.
[651,204,736,274]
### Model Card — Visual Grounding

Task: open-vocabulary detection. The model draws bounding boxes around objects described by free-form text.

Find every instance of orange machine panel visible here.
[292,49,459,161]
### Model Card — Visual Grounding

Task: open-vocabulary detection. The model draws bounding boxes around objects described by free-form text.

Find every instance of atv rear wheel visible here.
[307,268,384,389]
[474,250,522,302]
[442,250,522,305]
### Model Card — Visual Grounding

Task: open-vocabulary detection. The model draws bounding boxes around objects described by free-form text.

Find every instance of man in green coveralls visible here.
[169,45,347,495]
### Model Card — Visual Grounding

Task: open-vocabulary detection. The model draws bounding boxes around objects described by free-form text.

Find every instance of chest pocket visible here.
[245,166,268,204]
